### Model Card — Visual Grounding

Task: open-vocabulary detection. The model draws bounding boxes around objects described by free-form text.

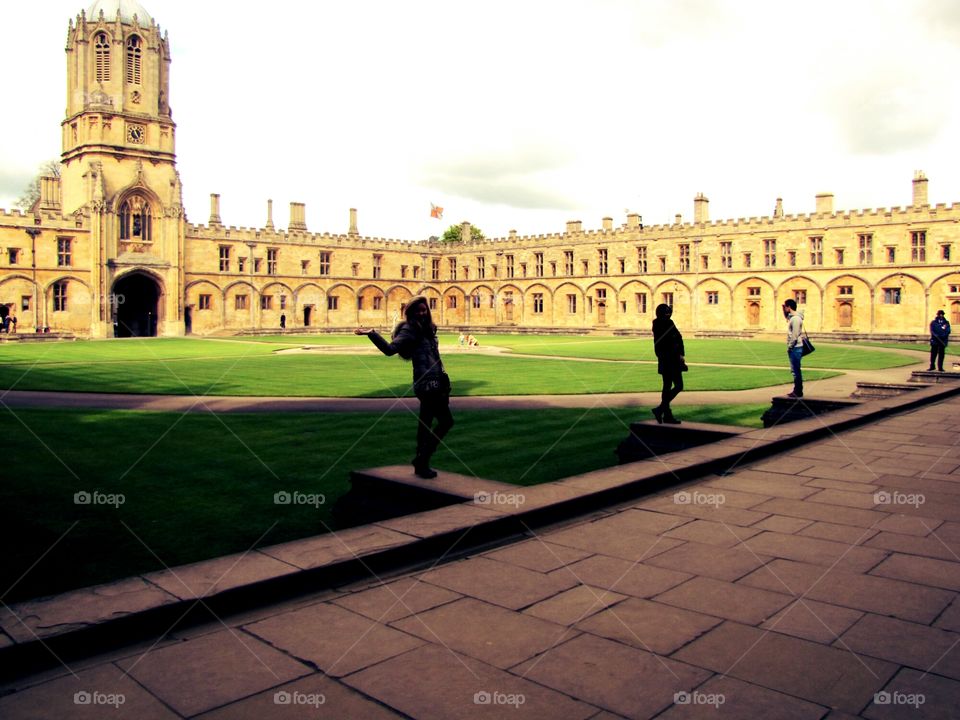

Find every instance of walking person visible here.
[356,296,453,478]
[651,303,685,424]
[929,309,951,372]
[783,299,805,398]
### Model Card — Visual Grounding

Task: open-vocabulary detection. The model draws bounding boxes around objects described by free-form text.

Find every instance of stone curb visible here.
[3,379,960,680]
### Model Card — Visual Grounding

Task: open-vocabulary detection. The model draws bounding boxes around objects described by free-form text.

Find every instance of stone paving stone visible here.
[747,457,816,473]
[865,458,924,476]
[0,577,178,643]
[552,555,691,599]
[143,551,300,600]
[344,643,596,720]
[748,497,887,528]
[760,598,863,645]
[838,613,960,681]
[640,499,770,527]
[741,531,888,573]
[523,585,627,626]
[243,602,424,678]
[793,463,880,482]
[259,525,415,570]
[806,488,880,509]
[0,662,180,720]
[417,556,577,610]
[672,621,896,713]
[374,504,504,538]
[933,597,960,632]
[863,667,960,720]
[797,521,880,544]
[644,542,771,582]
[865,531,960,561]
[390,597,570,670]
[483,538,593,572]
[663,519,763,547]
[876,473,960,497]
[680,485,772,508]
[870,553,960,591]
[714,468,814,486]
[890,443,960,458]
[513,633,711,720]
[544,512,687,562]
[703,474,813,500]
[803,477,880,493]
[195,673,405,719]
[654,576,792,625]
[116,629,310,717]
[331,576,462,623]
[575,597,721,655]
[739,559,954,623]
[749,515,815,534]
[655,675,826,720]
[873,513,944,536]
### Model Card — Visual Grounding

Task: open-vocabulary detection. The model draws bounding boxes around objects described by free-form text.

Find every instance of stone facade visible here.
[1,4,959,339]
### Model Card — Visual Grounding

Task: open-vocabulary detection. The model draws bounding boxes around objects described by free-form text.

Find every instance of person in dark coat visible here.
[651,303,685,424]
[929,309,951,372]
[356,296,453,478]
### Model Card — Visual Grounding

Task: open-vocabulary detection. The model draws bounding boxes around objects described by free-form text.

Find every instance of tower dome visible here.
[86,0,153,25]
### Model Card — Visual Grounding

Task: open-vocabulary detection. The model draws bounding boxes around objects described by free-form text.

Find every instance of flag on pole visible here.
[430,203,443,220]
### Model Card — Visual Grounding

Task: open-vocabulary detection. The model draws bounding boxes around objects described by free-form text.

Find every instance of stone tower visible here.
[61,0,185,337]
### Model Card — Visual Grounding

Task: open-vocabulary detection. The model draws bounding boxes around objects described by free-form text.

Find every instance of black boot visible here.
[663,410,681,425]
[413,453,437,479]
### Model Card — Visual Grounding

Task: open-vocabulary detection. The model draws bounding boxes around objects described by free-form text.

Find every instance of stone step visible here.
[616,419,750,464]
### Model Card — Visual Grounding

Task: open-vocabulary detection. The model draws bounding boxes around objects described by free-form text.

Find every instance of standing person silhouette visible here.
[356,296,453,478]
[651,303,685,424]
[929,309,951,372]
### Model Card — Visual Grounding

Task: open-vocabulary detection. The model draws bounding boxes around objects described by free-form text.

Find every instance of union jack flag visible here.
[430,203,443,220]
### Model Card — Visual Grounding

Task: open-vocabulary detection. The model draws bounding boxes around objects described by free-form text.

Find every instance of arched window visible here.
[126,35,142,85]
[95,33,111,83]
[120,196,152,242]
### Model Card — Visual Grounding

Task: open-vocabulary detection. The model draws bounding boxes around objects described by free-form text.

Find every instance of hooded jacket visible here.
[786,309,805,349]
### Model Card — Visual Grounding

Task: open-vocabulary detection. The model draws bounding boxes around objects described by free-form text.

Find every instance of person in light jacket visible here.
[783,298,805,398]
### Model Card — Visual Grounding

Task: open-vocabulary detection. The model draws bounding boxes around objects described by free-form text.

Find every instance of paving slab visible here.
[575,597,721,655]
[513,633,711,720]
[482,538,594,572]
[644,542,771,582]
[933,597,960,632]
[760,598,864,645]
[552,555,691,599]
[863,667,960,720]
[838,613,960,681]
[344,643,597,720]
[330,576,462,623]
[653,576,792,625]
[749,515,815,534]
[143,550,300,600]
[655,675,826,720]
[739,558,954,623]
[389,597,571,670]
[870,553,960,591]
[672,621,897,713]
[798,520,881,544]
[243,602,424,677]
[740,530,888,573]
[662,519,763,547]
[543,512,687,562]
[864,531,960,561]
[115,629,310,717]
[259,525,415,570]
[746,496,888,528]
[523,585,628,626]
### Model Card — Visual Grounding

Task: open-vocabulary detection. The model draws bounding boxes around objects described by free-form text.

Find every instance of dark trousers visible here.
[788,347,804,395]
[930,344,946,371]
[415,392,454,459]
[659,371,684,411]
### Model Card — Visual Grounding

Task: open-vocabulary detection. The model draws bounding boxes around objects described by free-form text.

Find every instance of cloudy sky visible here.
[1,0,959,240]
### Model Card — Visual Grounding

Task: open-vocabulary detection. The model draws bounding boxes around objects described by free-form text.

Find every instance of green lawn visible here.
[1,404,765,602]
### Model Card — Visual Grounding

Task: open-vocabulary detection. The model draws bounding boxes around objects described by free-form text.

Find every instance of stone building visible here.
[2,0,959,339]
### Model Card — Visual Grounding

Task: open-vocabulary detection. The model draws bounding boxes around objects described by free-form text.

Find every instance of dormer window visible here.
[126,36,142,85]
[95,33,111,82]
[120,196,152,242]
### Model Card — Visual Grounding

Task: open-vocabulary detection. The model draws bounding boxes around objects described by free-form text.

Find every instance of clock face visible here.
[127,124,145,144]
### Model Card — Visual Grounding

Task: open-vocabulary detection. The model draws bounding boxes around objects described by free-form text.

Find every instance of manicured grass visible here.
[852,341,959,356]
[0,349,836,396]
[1,404,766,602]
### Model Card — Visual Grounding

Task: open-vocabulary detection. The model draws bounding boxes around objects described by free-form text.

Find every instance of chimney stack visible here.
[289,202,307,231]
[349,208,358,235]
[815,193,834,215]
[209,193,221,225]
[912,171,929,207]
[566,220,583,233]
[39,176,61,211]
[693,193,709,224]
[265,199,274,230]
[774,198,784,218]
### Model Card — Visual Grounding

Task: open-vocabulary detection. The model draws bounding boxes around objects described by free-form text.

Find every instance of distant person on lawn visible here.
[651,303,685,424]
[355,296,453,479]
[929,309,951,372]
[783,298,805,398]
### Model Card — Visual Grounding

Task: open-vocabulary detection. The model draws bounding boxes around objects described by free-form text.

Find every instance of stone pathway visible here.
[2,395,959,718]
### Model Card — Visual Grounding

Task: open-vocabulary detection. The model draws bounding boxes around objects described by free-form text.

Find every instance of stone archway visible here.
[113,272,161,337]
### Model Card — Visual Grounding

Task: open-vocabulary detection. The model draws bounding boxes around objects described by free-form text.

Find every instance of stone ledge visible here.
[3,379,960,680]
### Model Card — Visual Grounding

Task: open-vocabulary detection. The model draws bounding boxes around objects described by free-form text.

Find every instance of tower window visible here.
[126,36,142,85]
[120,196,152,242]
[95,33,111,83]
